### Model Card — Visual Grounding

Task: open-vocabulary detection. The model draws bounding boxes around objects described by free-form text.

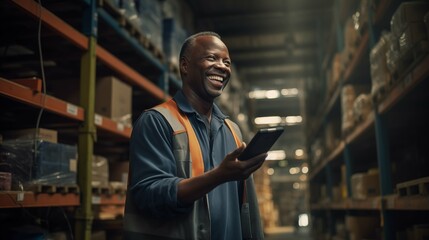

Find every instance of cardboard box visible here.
[92,155,109,187]
[2,128,58,143]
[95,76,132,126]
[346,215,379,239]
[351,169,380,199]
[109,161,129,185]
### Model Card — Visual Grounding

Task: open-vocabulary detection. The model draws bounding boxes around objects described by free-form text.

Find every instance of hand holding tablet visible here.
[238,127,284,161]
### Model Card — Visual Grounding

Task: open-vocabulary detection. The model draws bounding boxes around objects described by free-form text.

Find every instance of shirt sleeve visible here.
[128,110,192,217]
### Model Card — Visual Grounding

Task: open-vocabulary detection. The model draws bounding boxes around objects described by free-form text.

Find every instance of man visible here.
[123,31,266,239]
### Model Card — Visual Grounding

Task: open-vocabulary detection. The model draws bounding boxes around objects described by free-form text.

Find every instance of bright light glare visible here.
[295,149,304,157]
[237,113,246,122]
[298,214,309,227]
[266,150,286,160]
[267,168,275,175]
[301,166,309,174]
[249,88,298,99]
[281,88,299,96]
[285,116,302,124]
[289,167,300,175]
[265,90,280,99]
[293,182,300,189]
[254,116,282,125]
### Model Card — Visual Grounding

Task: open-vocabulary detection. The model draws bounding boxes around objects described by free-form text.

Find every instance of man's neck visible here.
[183,89,213,122]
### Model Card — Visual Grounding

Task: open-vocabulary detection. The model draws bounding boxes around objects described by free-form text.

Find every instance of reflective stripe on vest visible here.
[155,99,242,176]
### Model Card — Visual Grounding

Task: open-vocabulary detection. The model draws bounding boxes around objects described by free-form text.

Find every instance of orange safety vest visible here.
[123,99,249,240]
[155,99,242,177]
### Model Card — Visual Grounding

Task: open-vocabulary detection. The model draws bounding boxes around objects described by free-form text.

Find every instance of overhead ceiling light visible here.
[285,116,302,125]
[254,116,282,125]
[281,88,299,96]
[248,88,298,99]
[289,167,300,175]
[266,150,286,160]
[254,116,303,126]
[265,90,280,99]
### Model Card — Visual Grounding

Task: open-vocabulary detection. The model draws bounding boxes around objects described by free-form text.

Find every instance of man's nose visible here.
[214,61,229,70]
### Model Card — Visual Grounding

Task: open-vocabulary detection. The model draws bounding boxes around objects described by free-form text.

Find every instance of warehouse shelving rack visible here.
[0,0,181,239]
[308,0,429,239]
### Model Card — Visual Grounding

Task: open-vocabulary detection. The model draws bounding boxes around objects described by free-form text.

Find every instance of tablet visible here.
[238,127,284,161]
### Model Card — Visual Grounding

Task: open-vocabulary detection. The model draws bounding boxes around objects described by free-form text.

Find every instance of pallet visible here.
[92,185,112,195]
[29,184,79,194]
[397,176,429,197]
[109,181,127,195]
[97,0,126,27]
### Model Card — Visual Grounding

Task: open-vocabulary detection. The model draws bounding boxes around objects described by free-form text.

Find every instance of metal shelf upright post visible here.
[75,1,97,239]
[368,4,394,239]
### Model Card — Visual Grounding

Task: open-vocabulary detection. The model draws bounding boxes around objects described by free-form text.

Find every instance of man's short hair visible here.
[179,31,221,60]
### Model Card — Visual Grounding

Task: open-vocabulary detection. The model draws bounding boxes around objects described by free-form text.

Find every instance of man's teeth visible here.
[208,75,223,82]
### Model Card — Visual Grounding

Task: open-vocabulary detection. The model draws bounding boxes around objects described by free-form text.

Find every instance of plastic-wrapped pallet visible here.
[398,21,428,61]
[92,155,109,188]
[341,85,356,135]
[0,139,77,190]
[353,94,372,123]
[163,18,188,67]
[385,31,401,75]
[390,1,429,38]
[369,31,391,97]
[121,0,141,29]
[135,0,163,52]
[330,53,342,94]
[342,18,360,66]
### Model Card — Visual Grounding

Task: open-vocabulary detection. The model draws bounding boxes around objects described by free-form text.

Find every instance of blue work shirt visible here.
[129,90,243,240]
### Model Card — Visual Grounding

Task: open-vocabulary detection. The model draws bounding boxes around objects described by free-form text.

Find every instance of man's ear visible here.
[180,57,188,75]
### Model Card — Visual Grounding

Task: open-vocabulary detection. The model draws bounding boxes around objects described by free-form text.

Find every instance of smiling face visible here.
[180,35,232,102]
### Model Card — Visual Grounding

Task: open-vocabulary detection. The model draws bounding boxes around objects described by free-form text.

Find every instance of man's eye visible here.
[224,61,231,67]
[207,56,216,61]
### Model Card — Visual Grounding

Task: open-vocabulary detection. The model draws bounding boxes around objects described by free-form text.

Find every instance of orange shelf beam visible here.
[0,191,79,208]
[0,78,84,121]
[95,114,132,138]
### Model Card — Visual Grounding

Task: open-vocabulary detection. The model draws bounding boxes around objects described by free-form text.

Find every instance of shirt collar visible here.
[173,90,229,121]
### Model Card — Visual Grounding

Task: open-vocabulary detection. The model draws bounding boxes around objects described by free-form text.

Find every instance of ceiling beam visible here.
[233,55,318,68]
[241,70,317,81]
[229,43,317,55]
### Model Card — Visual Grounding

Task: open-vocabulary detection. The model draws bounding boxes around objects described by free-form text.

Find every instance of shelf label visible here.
[117,123,124,131]
[94,114,103,126]
[92,196,101,204]
[17,192,24,202]
[66,104,78,116]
